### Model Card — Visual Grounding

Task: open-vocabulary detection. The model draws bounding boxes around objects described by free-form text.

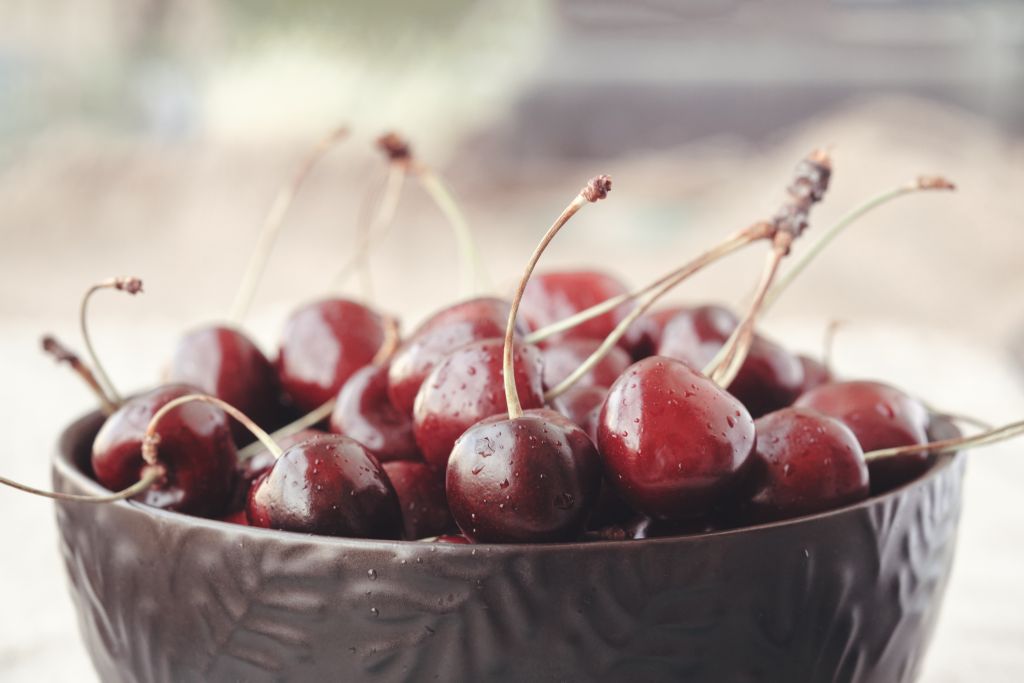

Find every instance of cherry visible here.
[276,298,387,413]
[541,338,630,391]
[412,338,545,470]
[382,460,453,539]
[795,380,931,491]
[796,354,832,394]
[657,305,805,418]
[744,407,869,522]
[519,270,633,347]
[387,297,518,416]
[168,325,282,444]
[550,384,606,443]
[330,364,418,462]
[247,433,402,538]
[597,356,756,521]
[92,385,238,517]
[229,428,323,514]
[621,306,689,360]
[446,176,611,543]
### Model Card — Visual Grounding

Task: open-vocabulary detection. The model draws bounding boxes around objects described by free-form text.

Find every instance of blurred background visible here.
[1,1,1023,680]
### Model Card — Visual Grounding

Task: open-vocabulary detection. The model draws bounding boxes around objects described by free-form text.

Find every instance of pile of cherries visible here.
[13,139,997,546]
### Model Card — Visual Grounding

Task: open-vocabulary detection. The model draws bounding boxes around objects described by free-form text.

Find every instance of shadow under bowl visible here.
[53,411,965,683]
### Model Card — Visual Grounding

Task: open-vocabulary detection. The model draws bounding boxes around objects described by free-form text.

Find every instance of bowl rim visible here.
[52,409,963,554]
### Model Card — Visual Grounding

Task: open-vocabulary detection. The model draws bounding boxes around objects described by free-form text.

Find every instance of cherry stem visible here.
[228,126,350,324]
[864,417,1024,461]
[41,335,118,415]
[762,176,955,312]
[504,176,612,419]
[142,394,283,464]
[372,315,402,366]
[80,276,144,407]
[0,467,164,504]
[821,319,845,376]
[543,228,759,401]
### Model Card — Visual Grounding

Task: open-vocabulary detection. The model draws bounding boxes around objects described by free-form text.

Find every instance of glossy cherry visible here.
[168,325,282,444]
[387,297,518,416]
[621,305,689,360]
[330,364,418,462]
[744,407,869,522]
[92,384,238,517]
[228,428,323,513]
[519,270,633,347]
[657,305,804,418]
[413,338,545,470]
[447,409,602,542]
[276,298,387,412]
[541,338,630,391]
[550,384,607,444]
[382,460,453,539]
[597,356,756,521]
[795,380,931,491]
[247,434,402,538]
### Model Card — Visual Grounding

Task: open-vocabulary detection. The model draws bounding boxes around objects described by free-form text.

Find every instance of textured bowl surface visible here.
[53,411,965,683]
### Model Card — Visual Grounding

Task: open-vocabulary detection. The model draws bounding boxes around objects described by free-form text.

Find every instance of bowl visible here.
[52,410,965,683]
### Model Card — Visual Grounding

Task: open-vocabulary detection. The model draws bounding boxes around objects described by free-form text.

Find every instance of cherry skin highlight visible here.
[330,364,418,462]
[795,380,931,491]
[541,338,631,391]
[382,460,453,539]
[246,434,402,539]
[92,384,238,518]
[519,270,633,347]
[412,338,545,470]
[168,325,282,444]
[597,356,756,521]
[276,298,387,412]
[387,297,521,416]
[446,409,602,543]
[228,428,323,513]
[744,407,869,522]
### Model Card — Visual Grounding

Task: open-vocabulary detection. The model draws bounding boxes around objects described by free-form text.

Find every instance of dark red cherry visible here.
[519,270,633,347]
[168,325,282,444]
[551,385,606,443]
[597,356,756,521]
[796,354,832,394]
[382,460,452,539]
[387,297,520,416]
[657,305,804,418]
[413,338,545,470]
[541,338,631,391]
[622,305,688,360]
[229,428,323,513]
[92,384,237,517]
[246,434,402,538]
[276,298,386,412]
[330,364,418,461]
[446,409,602,543]
[745,407,869,522]
[795,380,931,491]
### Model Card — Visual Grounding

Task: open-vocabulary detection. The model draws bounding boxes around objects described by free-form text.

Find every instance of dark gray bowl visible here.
[53,411,965,683]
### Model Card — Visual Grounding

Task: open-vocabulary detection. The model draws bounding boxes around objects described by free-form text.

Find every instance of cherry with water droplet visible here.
[330,363,419,462]
[382,460,453,539]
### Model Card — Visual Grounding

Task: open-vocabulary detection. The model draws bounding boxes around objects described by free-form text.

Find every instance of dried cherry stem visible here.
[238,315,401,461]
[705,149,833,388]
[504,176,612,419]
[41,335,118,415]
[543,228,758,401]
[0,468,164,504]
[864,418,1024,461]
[80,276,144,406]
[143,394,283,464]
[228,126,350,324]
[762,175,955,311]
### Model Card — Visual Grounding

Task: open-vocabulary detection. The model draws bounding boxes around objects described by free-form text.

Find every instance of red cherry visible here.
[92,384,238,517]
[745,407,869,522]
[447,409,602,543]
[412,338,545,470]
[330,364,418,462]
[621,306,688,360]
[795,380,931,491]
[597,356,756,521]
[387,297,517,416]
[229,428,323,513]
[796,354,833,394]
[541,338,630,391]
[519,270,633,347]
[247,434,402,538]
[276,298,386,412]
[168,325,282,444]
[657,305,804,418]
[382,460,453,539]
[550,384,606,443]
